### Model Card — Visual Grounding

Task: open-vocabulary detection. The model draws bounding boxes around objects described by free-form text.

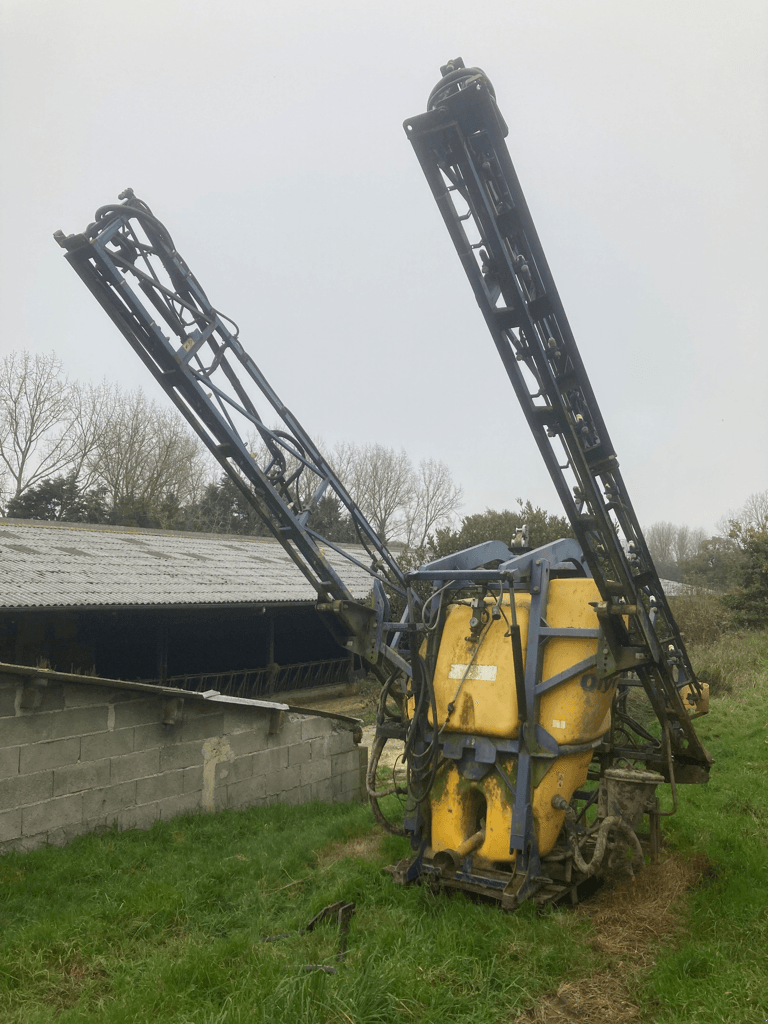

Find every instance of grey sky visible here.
[1,0,766,535]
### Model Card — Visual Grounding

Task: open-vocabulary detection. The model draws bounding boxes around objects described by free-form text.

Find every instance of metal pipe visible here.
[433,828,486,876]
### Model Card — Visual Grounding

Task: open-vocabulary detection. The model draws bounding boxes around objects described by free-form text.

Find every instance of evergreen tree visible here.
[427,499,573,562]
[5,473,106,522]
[724,532,768,629]
[308,495,357,543]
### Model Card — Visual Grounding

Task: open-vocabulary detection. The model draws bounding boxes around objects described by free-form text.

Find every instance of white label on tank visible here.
[552,719,567,729]
[448,663,498,681]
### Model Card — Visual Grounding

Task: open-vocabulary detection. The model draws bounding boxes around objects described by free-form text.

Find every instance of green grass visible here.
[1,635,767,1023]
[637,633,768,1023]
[0,800,594,1024]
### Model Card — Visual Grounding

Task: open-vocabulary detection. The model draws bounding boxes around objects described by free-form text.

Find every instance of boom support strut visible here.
[55,193,412,677]
[404,61,710,776]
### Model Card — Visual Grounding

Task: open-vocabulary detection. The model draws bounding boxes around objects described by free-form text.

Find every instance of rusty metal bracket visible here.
[260,900,356,975]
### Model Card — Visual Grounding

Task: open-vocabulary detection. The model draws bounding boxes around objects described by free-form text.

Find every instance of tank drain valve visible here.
[433,829,486,877]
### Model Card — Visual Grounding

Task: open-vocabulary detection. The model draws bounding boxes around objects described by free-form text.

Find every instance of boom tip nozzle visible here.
[428,60,496,111]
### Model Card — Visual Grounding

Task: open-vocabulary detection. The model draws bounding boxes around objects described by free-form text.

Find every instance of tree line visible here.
[2,351,765,627]
[0,351,461,544]
[644,491,768,630]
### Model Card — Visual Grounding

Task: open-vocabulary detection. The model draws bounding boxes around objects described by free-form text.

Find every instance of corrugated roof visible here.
[0,519,374,609]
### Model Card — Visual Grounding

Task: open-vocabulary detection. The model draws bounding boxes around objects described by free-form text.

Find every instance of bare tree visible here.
[672,524,707,564]
[338,442,415,544]
[0,351,86,506]
[86,387,212,517]
[406,457,463,550]
[645,521,677,570]
[719,490,768,543]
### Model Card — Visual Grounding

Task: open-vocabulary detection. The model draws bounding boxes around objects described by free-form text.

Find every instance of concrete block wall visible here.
[0,671,367,853]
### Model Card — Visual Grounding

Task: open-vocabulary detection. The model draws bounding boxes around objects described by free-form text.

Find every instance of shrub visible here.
[686,630,768,698]
[668,589,732,647]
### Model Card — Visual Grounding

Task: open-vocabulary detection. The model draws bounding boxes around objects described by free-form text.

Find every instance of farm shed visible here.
[0,519,373,851]
[0,518,374,699]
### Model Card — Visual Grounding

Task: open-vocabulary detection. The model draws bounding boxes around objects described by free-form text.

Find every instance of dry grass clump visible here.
[314,830,384,868]
[515,853,712,1024]
[688,630,768,698]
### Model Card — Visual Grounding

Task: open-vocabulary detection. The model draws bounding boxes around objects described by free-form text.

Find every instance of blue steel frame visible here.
[397,539,607,903]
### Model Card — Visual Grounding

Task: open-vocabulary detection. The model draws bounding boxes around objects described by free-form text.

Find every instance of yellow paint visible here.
[431,757,517,862]
[680,680,710,717]
[430,595,531,738]
[428,579,618,862]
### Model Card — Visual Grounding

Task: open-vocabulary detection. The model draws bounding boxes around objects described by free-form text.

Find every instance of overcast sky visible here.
[1,0,766,536]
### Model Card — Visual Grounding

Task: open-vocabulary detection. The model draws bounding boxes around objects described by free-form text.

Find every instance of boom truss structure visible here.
[55,194,412,678]
[404,61,711,779]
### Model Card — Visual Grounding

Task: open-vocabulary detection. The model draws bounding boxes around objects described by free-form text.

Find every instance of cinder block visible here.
[64,685,115,708]
[326,731,356,757]
[300,717,331,742]
[0,807,22,842]
[265,765,300,798]
[81,728,134,761]
[117,802,159,833]
[157,791,202,822]
[309,735,329,759]
[311,778,334,804]
[331,750,359,777]
[0,682,18,718]
[183,764,204,794]
[227,775,267,810]
[0,745,20,779]
[22,793,82,835]
[301,759,332,787]
[228,727,269,757]
[251,745,288,777]
[331,769,347,801]
[136,770,185,805]
[0,713,54,747]
[221,709,270,743]
[0,770,53,811]
[281,784,311,807]
[44,818,97,848]
[53,759,110,797]
[288,742,311,767]
[159,740,204,771]
[341,768,364,802]
[267,719,302,748]
[111,748,160,784]
[216,755,252,785]
[0,835,36,854]
[80,815,110,837]
[180,711,225,742]
[83,780,136,819]
[133,722,169,752]
[20,737,80,774]
[112,698,163,730]
[109,691,134,704]
[38,686,66,713]
[50,706,108,740]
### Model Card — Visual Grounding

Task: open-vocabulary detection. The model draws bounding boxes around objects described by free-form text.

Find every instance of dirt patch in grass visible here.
[314,830,385,868]
[516,852,713,1023]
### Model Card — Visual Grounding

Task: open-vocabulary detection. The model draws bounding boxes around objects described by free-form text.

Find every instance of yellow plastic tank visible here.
[427,579,615,865]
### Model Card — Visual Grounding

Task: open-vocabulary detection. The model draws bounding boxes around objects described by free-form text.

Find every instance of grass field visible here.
[1,633,767,1024]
